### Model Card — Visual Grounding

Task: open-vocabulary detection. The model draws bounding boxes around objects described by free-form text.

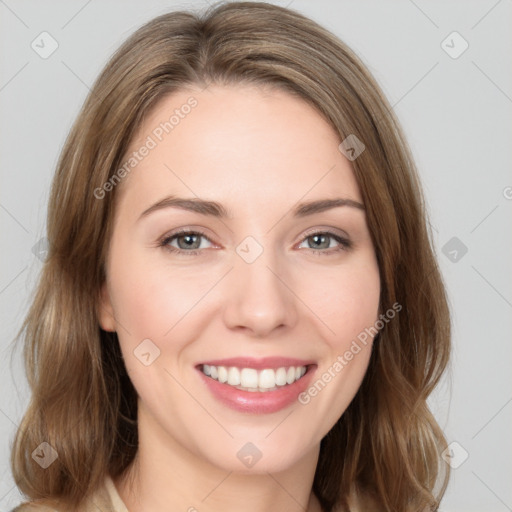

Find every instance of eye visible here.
[159,229,214,256]
[297,230,352,254]
[158,228,352,256]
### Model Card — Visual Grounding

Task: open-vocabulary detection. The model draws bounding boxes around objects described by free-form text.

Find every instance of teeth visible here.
[228,367,240,386]
[217,366,228,383]
[241,368,258,388]
[259,369,276,389]
[275,367,287,386]
[201,364,308,392]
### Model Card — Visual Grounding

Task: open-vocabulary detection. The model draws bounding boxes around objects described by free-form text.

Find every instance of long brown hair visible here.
[10,2,451,511]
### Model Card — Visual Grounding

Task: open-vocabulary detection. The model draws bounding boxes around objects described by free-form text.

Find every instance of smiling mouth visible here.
[198,363,311,392]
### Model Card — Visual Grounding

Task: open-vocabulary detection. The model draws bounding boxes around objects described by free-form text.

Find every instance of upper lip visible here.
[196,357,316,370]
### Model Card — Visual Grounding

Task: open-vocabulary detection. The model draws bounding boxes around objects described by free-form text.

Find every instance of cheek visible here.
[299,257,381,347]
[108,244,209,339]
[106,249,196,390]
[294,257,380,428]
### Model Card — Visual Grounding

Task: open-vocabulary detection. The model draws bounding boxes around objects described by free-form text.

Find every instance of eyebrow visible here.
[138,195,365,221]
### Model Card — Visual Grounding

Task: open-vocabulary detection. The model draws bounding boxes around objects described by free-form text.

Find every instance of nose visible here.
[222,248,298,337]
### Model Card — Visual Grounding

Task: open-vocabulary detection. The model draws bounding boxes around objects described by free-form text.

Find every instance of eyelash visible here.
[158,228,352,256]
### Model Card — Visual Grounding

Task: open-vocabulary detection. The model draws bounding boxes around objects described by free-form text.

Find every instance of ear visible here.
[98,281,116,332]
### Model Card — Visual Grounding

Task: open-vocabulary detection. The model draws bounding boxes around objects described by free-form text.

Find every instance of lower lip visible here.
[196,365,317,414]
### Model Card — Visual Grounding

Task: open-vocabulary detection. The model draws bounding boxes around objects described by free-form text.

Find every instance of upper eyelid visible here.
[300,226,350,240]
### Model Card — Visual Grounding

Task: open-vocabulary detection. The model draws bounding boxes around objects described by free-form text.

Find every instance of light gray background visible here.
[1,1,511,510]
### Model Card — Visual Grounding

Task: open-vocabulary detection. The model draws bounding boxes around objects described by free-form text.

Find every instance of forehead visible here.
[115,84,362,217]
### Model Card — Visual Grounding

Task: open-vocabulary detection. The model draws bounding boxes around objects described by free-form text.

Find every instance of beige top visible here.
[12,475,129,512]
[13,477,378,511]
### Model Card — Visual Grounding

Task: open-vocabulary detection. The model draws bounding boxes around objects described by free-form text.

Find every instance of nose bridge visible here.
[222,236,298,335]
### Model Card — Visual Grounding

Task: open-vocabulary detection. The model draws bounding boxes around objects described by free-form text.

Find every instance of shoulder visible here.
[10,502,60,512]
[11,474,127,512]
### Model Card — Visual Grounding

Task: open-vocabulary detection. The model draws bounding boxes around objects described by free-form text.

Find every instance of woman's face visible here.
[99,84,380,473]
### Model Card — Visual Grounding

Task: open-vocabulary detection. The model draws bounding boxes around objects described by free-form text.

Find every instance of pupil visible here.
[311,234,328,249]
[179,234,200,249]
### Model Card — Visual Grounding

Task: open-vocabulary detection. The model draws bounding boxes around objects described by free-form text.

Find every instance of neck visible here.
[114,401,323,512]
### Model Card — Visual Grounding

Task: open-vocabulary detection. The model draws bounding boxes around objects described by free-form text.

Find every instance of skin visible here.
[99,84,381,512]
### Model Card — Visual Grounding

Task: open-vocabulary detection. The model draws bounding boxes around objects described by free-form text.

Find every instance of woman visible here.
[10,2,451,511]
